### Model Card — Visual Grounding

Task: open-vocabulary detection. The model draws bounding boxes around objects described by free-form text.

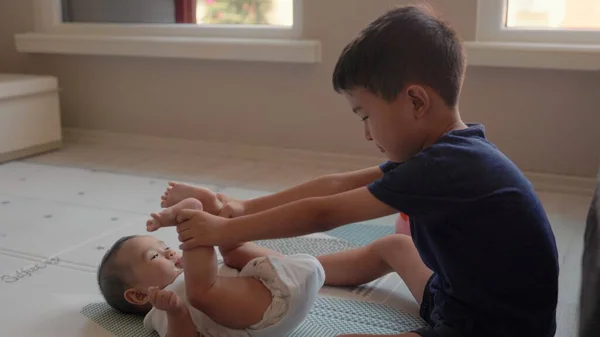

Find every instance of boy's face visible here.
[118,236,183,294]
[344,86,429,162]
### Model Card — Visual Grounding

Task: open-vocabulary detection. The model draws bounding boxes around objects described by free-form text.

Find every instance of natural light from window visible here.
[507,0,600,29]
[196,0,293,26]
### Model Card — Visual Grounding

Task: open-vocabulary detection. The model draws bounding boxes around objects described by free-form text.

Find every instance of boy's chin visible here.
[385,153,403,163]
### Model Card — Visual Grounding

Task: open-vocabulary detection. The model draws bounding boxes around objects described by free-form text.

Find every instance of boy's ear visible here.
[124,288,149,305]
[405,85,429,118]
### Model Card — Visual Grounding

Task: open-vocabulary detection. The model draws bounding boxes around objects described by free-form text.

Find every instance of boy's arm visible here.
[165,308,197,337]
[240,166,384,215]
[227,187,396,242]
[176,187,397,248]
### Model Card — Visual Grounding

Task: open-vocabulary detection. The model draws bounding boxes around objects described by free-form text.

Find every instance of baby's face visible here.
[117,236,183,290]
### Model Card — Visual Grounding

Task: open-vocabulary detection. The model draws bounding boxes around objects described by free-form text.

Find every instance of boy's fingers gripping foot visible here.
[148,198,203,231]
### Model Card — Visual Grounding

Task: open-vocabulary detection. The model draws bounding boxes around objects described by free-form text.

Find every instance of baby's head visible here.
[97,235,183,315]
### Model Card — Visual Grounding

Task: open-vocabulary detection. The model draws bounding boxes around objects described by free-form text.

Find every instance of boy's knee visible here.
[371,234,414,257]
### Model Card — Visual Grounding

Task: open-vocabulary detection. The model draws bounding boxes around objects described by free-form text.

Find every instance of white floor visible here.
[0,130,593,337]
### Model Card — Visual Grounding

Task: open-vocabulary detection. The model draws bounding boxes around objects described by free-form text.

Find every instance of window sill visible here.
[14,33,322,64]
[465,41,600,71]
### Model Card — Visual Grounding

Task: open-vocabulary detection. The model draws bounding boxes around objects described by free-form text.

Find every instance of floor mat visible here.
[0,162,420,336]
[256,236,358,256]
[326,223,395,246]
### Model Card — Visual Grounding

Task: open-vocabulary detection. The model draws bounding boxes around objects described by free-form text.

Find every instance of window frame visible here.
[476,0,600,45]
[37,0,304,40]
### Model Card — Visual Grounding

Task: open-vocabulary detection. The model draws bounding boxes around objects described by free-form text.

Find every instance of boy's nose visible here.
[364,123,373,141]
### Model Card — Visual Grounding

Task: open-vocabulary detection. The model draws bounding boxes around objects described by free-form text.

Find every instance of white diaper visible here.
[143,254,325,337]
[241,254,325,336]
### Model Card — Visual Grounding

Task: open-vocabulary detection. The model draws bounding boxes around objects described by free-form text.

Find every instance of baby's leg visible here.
[147,198,202,231]
[161,182,223,215]
[318,234,432,304]
[185,244,272,329]
[219,242,283,271]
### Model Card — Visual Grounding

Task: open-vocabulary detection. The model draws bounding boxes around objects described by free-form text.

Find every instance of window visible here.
[506,0,600,29]
[197,0,293,26]
[61,0,293,26]
[16,0,320,63]
[52,0,301,39]
[476,0,600,45]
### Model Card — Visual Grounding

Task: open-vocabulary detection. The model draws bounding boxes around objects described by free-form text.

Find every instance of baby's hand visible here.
[148,287,184,313]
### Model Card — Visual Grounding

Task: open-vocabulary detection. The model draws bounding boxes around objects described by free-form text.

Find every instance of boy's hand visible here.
[148,287,184,313]
[175,209,230,249]
[216,193,246,218]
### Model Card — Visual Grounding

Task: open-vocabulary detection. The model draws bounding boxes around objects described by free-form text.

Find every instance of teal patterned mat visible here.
[256,236,359,256]
[82,297,426,337]
[256,223,396,255]
[326,223,395,246]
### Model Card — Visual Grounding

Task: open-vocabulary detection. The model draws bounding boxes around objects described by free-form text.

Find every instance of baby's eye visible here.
[151,254,159,260]
[165,247,170,251]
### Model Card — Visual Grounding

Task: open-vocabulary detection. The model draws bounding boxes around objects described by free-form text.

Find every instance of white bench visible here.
[0,74,62,163]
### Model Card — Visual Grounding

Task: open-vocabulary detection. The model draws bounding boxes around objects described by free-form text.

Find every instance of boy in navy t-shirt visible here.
[152,5,559,337]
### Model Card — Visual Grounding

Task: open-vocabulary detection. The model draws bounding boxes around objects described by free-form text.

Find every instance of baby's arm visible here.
[183,246,272,329]
[147,287,197,337]
[165,309,196,337]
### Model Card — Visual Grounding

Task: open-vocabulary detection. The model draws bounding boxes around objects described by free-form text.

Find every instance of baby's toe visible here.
[146,219,157,231]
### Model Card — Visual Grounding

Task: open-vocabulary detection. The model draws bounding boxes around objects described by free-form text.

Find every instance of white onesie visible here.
[143,254,325,337]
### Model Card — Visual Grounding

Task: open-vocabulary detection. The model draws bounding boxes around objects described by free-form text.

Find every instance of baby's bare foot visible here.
[147,198,203,232]
[161,182,223,215]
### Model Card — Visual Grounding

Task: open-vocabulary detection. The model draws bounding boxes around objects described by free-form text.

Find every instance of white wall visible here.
[1,0,598,177]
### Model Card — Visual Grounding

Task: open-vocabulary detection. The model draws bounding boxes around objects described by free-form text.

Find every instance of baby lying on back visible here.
[97,197,325,337]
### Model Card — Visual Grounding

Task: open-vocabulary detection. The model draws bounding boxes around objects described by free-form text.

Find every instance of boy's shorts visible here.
[413,274,558,337]
[412,274,467,337]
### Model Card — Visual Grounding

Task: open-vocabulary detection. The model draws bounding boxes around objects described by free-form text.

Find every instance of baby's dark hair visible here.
[333,3,466,107]
[97,235,151,315]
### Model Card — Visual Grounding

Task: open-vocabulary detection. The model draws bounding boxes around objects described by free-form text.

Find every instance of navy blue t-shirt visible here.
[368,124,559,337]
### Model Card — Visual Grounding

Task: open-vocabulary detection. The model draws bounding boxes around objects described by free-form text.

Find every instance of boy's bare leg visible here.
[318,234,432,304]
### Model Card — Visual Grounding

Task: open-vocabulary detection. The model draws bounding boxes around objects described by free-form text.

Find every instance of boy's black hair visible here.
[97,235,151,315]
[333,4,466,107]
